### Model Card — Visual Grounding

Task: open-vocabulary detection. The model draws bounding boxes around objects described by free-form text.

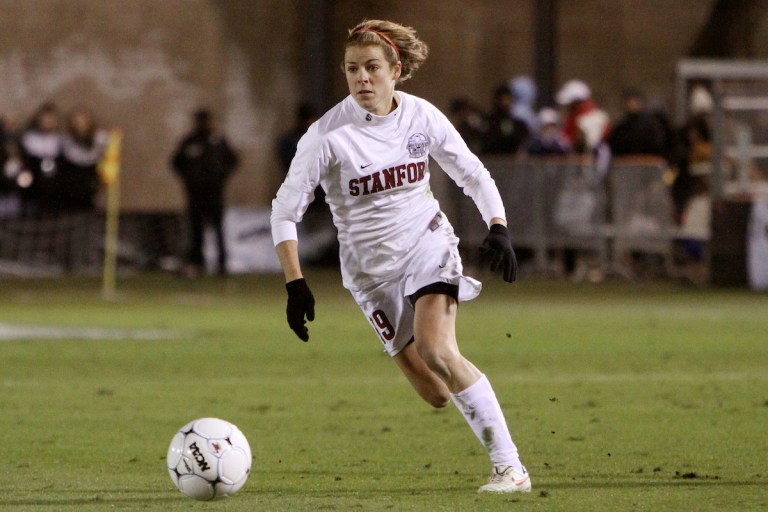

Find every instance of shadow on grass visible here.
[535,479,766,490]
[0,495,183,508]
[3,478,766,508]
[254,475,768,494]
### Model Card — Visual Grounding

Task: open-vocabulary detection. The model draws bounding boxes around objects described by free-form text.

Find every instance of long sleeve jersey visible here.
[271,91,505,291]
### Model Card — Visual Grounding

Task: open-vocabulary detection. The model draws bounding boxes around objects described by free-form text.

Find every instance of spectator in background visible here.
[607,88,668,158]
[672,114,712,223]
[483,84,529,154]
[648,101,679,165]
[276,103,318,175]
[0,117,13,216]
[449,97,486,155]
[508,75,538,133]
[0,117,9,190]
[59,107,108,213]
[19,103,61,216]
[555,81,610,280]
[669,85,714,222]
[686,114,713,164]
[171,108,239,278]
[688,84,714,119]
[556,79,610,155]
[275,103,333,240]
[678,160,712,285]
[526,107,571,156]
[0,115,23,218]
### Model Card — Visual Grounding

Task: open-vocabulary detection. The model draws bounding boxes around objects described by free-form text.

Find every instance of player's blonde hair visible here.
[345,19,429,83]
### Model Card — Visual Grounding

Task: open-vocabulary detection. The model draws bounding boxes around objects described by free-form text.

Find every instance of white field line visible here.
[0,323,182,341]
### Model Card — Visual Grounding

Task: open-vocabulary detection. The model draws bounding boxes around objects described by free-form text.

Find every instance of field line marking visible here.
[0,323,182,341]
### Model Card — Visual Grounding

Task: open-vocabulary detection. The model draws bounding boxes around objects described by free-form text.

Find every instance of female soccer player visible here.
[271,19,530,493]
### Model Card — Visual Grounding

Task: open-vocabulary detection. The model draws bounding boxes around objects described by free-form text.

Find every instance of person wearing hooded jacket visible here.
[556,79,610,154]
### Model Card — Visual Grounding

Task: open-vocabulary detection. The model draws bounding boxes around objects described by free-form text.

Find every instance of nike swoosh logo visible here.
[360,163,373,169]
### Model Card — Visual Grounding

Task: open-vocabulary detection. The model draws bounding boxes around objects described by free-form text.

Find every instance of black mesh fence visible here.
[0,212,185,277]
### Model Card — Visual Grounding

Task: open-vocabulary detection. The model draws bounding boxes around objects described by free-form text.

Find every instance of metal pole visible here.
[100,130,123,300]
[305,0,332,110]
[674,63,688,126]
[534,0,557,107]
[711,80,725,200]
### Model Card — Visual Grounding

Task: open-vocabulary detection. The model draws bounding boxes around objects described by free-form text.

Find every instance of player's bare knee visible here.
[415,343,440,371]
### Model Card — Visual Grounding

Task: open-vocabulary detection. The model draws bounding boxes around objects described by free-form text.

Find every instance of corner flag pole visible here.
[99,130,123,299]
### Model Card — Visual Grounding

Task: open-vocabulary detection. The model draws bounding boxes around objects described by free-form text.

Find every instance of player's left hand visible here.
[481,223,518,283]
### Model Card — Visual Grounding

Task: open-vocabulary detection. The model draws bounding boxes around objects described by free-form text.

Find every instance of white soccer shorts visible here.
[349,212,482,356]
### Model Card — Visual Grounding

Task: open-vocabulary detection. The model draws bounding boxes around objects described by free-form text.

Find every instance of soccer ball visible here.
[167,417,252,501]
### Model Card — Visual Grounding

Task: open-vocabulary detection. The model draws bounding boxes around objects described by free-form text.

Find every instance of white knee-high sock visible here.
[451,374,522,470]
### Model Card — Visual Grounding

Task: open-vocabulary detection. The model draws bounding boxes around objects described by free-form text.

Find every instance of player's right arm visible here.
[275,240,315,342]
[270,123,326,245]
[275,240,303,282]
[270,124,327,341]
[272,192,317,343]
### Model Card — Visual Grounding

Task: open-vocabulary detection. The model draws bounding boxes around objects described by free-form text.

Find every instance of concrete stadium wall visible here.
[1,0,766,211]
[0,0,301,211]
[557,0,716,113]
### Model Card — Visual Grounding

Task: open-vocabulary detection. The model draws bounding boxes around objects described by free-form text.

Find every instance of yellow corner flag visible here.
[98,129,123,186]
[100,130,123,299]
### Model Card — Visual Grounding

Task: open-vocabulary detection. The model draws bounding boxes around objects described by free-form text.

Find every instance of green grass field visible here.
[1,271,767,511]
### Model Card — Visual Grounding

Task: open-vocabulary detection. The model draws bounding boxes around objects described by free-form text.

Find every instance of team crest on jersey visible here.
[407,133,429,158]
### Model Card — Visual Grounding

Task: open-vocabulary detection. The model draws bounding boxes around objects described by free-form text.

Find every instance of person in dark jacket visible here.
[607,88,669,158]
[483,85,529,155]
[171,108,239,277]
[276,103,318,175]
[0,117,10,194]
[19,103,62,216]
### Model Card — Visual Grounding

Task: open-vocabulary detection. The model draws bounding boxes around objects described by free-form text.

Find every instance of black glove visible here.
[481,224,518,283]
[285,278,315,342]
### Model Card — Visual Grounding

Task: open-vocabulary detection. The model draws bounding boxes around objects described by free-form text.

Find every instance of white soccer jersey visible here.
[271,91,506,290]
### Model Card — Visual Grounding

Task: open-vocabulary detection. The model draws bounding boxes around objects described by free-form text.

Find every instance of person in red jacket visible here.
[556,79,610,154]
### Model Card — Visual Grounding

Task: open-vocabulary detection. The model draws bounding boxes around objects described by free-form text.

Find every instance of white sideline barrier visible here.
[202,207,336,274]
[747,200,768,291]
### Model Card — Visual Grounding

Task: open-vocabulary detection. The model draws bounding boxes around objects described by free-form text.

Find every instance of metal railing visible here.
[1,157,681,278]
[436,155,680,277]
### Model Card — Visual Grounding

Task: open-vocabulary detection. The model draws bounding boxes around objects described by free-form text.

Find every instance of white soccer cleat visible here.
[477,465,532,493]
